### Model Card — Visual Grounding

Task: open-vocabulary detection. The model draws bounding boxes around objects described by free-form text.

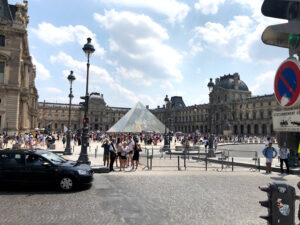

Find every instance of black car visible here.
[0,149,93,191]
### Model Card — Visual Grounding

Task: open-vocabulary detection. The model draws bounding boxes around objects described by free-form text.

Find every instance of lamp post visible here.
[77,37,95,164]
[207,78,215,157]
[64,71,75,155]
[163,95,170,150]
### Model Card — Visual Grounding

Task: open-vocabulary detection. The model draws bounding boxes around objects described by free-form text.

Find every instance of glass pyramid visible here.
[107,102,165,133]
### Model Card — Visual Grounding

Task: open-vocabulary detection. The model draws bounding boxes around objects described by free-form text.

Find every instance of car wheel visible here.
[59,177,74,191]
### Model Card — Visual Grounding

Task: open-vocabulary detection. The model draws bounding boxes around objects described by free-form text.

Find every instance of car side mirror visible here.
[42,162,51,167]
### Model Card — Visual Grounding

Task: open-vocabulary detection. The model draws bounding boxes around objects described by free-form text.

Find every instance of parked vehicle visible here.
[0,149,93,191]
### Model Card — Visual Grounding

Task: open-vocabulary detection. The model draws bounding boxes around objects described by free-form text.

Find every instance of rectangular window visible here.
[0,35,5,46]
[0,62,4,84]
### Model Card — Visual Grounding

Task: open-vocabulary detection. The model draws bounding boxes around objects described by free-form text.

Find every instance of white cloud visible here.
[31,22,105,56]
[94,10,183,83]
[194,0,225,15]
[116,67,152,86]
[190,15,255,61]
[50,51,155,105]
[95,0,190,23]
[31,55,51,80]
[50,51,113,84]
[42,87,63,93]
[190,0,288,63]
[250,71,275,95]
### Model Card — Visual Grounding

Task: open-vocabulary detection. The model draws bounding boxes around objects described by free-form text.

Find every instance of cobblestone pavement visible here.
[0,171,299,225]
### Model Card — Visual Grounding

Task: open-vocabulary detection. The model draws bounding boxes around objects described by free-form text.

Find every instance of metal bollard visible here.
[221,157,224,170]
[147,149,149,169]
[205,154,208,171]
[258,158,260,172]
[178,156,180,171]
[95,146,98,158]
[150,155,153,170]
[232,157,234,172]
[184,150,186,170]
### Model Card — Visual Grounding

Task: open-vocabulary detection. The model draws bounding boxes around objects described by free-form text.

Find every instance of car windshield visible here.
[40,152,67,165]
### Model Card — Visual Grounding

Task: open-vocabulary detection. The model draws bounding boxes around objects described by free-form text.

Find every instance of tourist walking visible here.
[132,142,142,170]
[102,139,110,167]
[120,142,129,171]
[279,147,290,174]
[262,142,277,174]
[109,140,117,172]
[3,135,8,148]
[127,136,135,167]
[62,134,66,148]
[213,139,218,151]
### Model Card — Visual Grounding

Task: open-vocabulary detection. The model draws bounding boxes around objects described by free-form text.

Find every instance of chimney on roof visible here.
[158,106,160,109]
[215,78,220,85]
[233,73,239,90]
[101,94,103,98]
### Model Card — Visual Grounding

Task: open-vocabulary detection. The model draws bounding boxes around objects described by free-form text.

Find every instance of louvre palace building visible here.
[38,73,284,136]
[0,0,288,137]
[0,0,39,135]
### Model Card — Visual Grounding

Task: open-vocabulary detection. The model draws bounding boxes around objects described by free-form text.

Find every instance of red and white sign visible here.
[274,58,300,107]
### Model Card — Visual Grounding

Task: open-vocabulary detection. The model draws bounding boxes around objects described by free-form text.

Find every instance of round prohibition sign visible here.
[274,58,300,107]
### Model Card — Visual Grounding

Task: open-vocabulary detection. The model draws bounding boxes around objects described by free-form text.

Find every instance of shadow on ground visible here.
[0,183,92,195]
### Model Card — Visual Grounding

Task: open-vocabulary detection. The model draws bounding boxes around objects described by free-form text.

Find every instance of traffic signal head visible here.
[261,0,300,56]
[83,117,89,125]
[79,96,89,111]
[259,183,295,225]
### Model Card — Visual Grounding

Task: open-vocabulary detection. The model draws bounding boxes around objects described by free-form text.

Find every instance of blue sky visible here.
[11,0,288,108]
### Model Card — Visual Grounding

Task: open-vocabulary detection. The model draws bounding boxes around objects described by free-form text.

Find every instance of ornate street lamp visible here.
[207,78,215,157]
[163,95,170,150]
[207,78,214,93]
[64,71,75,155]
[77,37,95,164]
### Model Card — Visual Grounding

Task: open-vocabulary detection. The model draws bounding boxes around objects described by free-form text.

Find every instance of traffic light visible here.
[79,96,89,111]
[261,0,300,56]
[259,183,295,224]
[83,117,89,125]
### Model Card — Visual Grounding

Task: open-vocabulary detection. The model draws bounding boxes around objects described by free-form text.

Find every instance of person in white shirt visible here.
[120,142,128,171]
[127,136,135,168]
[279,147,290,174]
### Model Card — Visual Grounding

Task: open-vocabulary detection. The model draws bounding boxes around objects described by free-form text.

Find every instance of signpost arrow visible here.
[274,58,300,107]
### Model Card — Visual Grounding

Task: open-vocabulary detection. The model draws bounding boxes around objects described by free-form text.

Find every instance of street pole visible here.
[163,95,169,151]
[78,38,95,164]
[64,71,75,155]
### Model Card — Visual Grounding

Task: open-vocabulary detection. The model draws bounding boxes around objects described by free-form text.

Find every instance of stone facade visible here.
[153,73,284,136]
[38,93,129,132]
[0,0,38,135]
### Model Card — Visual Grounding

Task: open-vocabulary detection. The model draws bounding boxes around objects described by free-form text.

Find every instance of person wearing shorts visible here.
[262,142,277,174]
[120,142,128,171]
[127,136,135,168]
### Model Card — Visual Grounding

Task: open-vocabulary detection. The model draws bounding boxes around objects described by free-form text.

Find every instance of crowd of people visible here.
[101,135,142,172]
[2,130,288,174]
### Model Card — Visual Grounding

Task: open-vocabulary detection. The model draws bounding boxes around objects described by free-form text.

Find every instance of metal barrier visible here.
[140,145,261,173]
